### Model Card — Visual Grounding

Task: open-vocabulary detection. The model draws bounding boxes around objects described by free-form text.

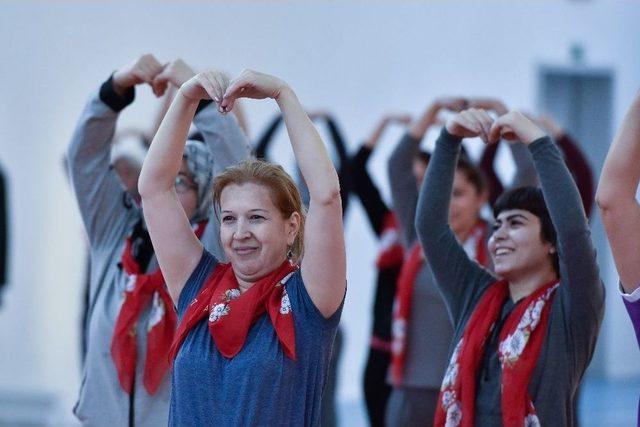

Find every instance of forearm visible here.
[67,76,133,169]
[416,128,462,254]
[509,141,538,188]
[409,105,438,140]
[530,137,588,237]
[325,116,349,164]
[277,88,340,203]
[139,92,199,197]
[598,92,640,206]
[350,146,388,234]
[366,121,388,148]
[388,133,420,245]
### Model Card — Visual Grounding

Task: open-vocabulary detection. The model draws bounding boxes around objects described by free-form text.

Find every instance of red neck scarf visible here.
[390,221,489,385]
[375,211,404,270]
[111,222,207,395]
[435,279,559,427]
[169,259,299,362]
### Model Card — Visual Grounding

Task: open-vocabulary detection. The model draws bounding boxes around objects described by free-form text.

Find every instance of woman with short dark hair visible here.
[416,109,604,426]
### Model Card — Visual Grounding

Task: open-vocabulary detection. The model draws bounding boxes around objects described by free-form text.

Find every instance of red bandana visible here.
[435,279,559,427]
[390,221,489,385]
[111,222,207,395]
[169,259,299,362]
[375,212,404,270]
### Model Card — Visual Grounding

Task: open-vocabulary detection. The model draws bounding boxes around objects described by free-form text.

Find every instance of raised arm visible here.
[351,115,411,234]
[416,109,497,324]
[388,99,465,247]
[221,70,345,317]
[67,54,164,248]
[597,91,640,292]
[491,112,603,327]
[323,114,352,215]
[535,114,595,218]
[139,70,229,302]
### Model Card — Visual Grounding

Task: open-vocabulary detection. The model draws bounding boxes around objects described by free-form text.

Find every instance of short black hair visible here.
[493,186,559,273]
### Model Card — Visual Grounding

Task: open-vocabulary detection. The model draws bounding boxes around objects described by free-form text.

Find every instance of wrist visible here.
[176,86,202,105]
[521,127,547,145]
[275,85,297,109]
[112,71,135,95]
[100,74,135,112]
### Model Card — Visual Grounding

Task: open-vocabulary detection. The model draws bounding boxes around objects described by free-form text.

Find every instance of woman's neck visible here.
[507,266,558,302]
[237,279,254,294]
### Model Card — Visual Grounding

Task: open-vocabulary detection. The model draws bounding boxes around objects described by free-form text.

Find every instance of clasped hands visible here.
[112,54,284,115]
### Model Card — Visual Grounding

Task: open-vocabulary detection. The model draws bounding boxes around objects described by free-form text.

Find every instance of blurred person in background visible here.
[386,98,492,427]
[67,54,250,426]
[348,113,409,426]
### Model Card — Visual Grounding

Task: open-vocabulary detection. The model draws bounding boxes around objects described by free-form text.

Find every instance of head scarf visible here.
[183,139,215,222]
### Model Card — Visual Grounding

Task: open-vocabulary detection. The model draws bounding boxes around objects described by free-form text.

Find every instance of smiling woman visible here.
[415,109,604,426]
[138,69,346,426]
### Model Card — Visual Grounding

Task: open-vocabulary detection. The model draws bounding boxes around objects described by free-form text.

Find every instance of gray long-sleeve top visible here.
[67,78,251,427]
[416,129,604,426]
[387,133,455,388]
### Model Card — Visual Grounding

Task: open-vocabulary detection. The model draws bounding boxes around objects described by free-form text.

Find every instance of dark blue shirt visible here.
[169,250,343,426]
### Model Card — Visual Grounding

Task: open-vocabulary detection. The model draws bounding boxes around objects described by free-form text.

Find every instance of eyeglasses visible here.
[174,174,197,194]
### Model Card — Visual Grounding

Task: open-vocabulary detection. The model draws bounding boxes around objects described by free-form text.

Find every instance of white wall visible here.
[1,0,639,423]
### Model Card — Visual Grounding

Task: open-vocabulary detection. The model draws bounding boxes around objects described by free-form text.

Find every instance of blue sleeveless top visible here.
[169,250,343,426]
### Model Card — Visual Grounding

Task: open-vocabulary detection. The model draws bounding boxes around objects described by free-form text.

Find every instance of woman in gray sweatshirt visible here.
[416,109,604,426]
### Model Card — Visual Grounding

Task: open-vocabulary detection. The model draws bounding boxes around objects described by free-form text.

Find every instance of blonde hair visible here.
[213,159,306,262]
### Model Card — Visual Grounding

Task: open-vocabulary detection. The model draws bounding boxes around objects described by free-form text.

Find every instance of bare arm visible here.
[597,90,640,292]
[222,70,346,318]
[139,71,228,302]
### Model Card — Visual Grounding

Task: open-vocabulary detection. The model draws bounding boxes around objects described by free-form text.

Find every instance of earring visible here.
[286,246,293,259]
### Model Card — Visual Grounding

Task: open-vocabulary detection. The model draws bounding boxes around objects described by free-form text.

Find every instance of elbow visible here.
[595,184,621,214]
[137,171,158,202]
[314,187,342,208]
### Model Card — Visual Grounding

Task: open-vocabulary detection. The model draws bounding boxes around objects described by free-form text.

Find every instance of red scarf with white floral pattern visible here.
[170,259,299,361]
[111,222,207,395]
[434,279,559,427]
[390,221,489,385]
